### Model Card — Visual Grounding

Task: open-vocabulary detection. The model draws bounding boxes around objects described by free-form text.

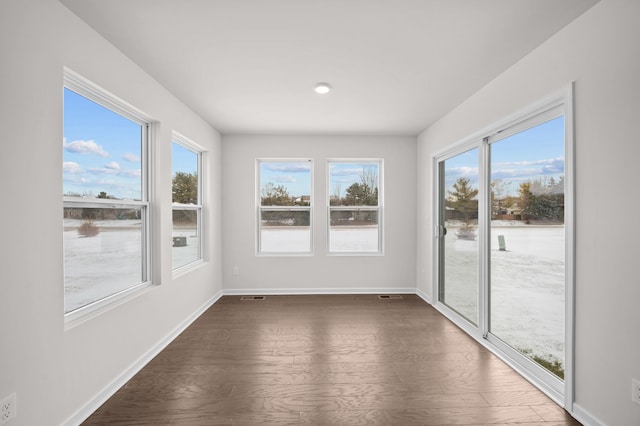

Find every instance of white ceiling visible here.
[60,0,598,136]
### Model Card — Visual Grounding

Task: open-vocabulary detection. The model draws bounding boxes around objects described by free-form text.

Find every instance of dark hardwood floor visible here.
[83,294,580,425]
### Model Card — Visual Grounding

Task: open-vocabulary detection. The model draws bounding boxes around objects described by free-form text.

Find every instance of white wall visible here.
[222,135,416,293]
[0,0,222,424]
[417,0,640,424]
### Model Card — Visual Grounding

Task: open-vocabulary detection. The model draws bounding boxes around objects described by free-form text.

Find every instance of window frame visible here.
[63,69,154,326]
[431,87,575,408]
[171,131,205,274]
[327,158,384,255]
[256,158,313,256]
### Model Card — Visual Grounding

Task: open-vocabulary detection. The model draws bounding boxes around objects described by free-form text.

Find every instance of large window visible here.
[172,134,203,270]
[63,72,152,316]
[328,160,383,254]
[434,92,573,405]
[257,159,312,254]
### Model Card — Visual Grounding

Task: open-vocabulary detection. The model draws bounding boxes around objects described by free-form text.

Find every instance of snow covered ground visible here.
[443,222,565,367]
[64,219,200,312]
[260,226,379,253]
[64,219,143,313]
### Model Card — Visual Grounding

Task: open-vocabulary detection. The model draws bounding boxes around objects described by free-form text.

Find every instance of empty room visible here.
[1,0,639,425]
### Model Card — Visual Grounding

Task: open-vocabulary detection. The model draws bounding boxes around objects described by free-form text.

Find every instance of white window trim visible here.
[63,69,155,328]
[171,131,206,274]
[327,158,384,256]
[431,86,575,410]
[256,158,314,256]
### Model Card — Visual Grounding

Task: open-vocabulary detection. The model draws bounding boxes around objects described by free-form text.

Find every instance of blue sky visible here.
[445,116,565,196]
[64,88,198,200]
[172,143,198,176]
[260,161,312,197]
[329,162,379,198]
[259,161,380,199]
[63,88,143,200]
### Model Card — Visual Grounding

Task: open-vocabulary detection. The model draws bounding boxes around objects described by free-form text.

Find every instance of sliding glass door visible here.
[489,114,566,381]
[438,148,479,326]
[435,94,572,403]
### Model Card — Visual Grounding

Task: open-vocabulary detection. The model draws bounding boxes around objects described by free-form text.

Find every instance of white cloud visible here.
[88,167,141,178]
[63,139,109,157]
[274,175,296,183]
[105,161,120,170]
[63,162,83,174]
[493,157,564,168]
[264,163,310,173]
[446,166,479,177]
[122,152,140,162]
[330,166,363,177]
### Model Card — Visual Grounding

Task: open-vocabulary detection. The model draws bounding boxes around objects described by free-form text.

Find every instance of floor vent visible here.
[240,296,266,301]
[378,295,403,300]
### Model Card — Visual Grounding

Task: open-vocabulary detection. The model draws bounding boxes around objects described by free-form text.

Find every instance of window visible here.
[257,159,312,254]
[172,133,203,270]
[63,71,152,316]
[328,160,383,254]
[434,91,574,404]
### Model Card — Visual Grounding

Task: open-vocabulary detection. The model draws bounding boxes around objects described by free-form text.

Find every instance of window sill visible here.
[327,251,384,257]
[64,282,156,331]
[172,259,206,279]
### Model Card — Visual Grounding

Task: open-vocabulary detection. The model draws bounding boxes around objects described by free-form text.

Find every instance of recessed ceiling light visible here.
[314,82,332,94]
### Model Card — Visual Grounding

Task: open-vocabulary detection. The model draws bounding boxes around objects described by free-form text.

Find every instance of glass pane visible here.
[440,148,479,325]
[63,207,143,313]
[260,210,311,253]
[329,210,379,252]
[172,143,198,204]
[329,162,379,206]
[63,88,143,200]
[172,209,200,269]
[172,142,201,269]
[260,161,311,207]
[490,116,565,379]
[259,160,312,253]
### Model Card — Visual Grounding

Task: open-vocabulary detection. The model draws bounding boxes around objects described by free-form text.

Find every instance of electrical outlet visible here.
[233,266,239,276]
[633,378,640,406]
[0,393,16,425]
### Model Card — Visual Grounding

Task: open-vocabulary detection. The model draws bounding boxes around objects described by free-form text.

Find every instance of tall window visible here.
[63,72,152,316]
[257,159,312,254]
[328,160,383,254]
[434,93,573,403]
[172,133,203,270]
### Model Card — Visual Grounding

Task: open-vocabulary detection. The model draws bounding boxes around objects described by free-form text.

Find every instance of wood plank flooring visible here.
[83,295,580,425]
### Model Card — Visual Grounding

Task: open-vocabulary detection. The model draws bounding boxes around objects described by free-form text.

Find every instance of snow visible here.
[64,220,143,313]
[259,226,380,252]
[63,219,200,312]
[443,222,565,366]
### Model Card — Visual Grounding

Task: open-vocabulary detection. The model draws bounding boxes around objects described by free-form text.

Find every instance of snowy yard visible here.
[260,226,379,253]
[443,222,565,367]
[64,219,200,312]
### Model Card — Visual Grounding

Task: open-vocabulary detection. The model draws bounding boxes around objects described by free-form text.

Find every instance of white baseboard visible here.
[571,403,605,426]
[415,287,432,304]
[63,290,223,426]
[222,287,417,296]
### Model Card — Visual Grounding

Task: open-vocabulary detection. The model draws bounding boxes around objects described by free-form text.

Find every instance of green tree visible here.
[448,177,478,239]
[518,182,533,223]
[344,182,378,206]
[172,172,197,204]
[261,182,293,206]
[448,177,478,225]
